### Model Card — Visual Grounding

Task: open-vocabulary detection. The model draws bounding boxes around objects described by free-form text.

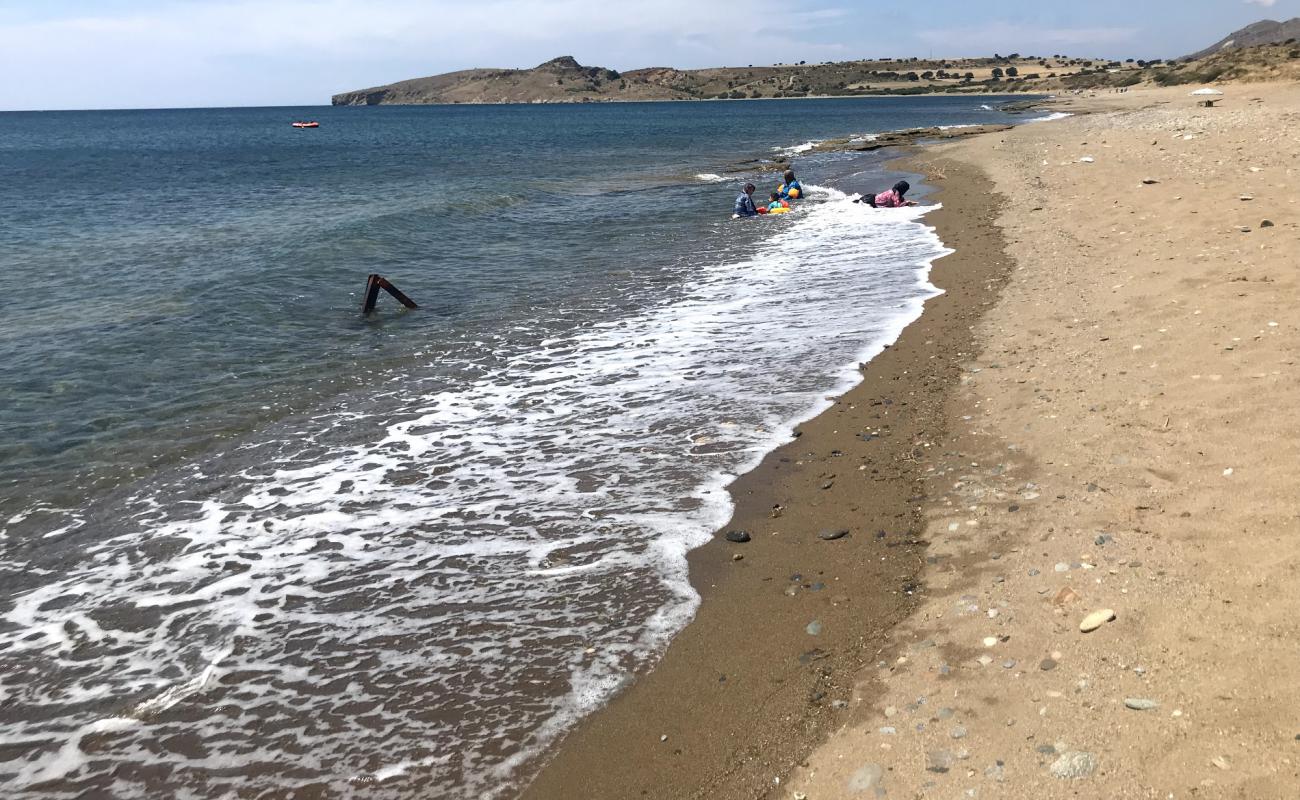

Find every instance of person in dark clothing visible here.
[733,183,759,218]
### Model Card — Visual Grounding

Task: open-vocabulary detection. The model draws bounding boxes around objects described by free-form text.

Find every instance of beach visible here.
[523,83,1300,798]
[0,99,1039,797]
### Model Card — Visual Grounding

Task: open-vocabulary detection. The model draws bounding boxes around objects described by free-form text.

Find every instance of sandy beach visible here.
[522,83,1300,798]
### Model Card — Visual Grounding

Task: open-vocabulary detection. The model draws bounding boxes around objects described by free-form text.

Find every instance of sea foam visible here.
[0,189,949,798]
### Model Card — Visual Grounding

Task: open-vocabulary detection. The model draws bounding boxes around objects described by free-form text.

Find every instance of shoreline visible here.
[518,147,1016,798]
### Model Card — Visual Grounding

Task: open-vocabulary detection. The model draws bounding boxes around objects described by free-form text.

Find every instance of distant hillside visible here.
[333,36,1300,107]
[1186,17,1300,60]
[331,54,1133,106]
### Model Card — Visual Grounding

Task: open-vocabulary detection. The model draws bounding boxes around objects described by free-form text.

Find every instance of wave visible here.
[1025,111,1072,123]
[0,190,950,798]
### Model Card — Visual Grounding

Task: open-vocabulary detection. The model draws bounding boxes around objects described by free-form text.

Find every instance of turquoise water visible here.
[0,97,1038,798]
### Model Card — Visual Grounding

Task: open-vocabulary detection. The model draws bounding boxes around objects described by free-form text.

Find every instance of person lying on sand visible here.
[855,180,918,208]
[732,183,759,218]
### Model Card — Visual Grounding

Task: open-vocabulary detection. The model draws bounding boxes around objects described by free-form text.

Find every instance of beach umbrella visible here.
[1189,88,1223,96]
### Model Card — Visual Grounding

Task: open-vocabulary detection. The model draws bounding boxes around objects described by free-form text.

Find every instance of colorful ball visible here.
[787,188,801,199]
[757,206,769,214]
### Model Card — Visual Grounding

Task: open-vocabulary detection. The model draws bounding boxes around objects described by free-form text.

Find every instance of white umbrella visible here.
[1190,88,1223,96]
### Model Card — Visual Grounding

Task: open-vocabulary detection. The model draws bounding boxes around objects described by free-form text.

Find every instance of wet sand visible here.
[520,156,1016,798]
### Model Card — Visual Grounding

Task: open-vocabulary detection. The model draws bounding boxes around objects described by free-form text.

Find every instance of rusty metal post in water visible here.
[362,274,418,315]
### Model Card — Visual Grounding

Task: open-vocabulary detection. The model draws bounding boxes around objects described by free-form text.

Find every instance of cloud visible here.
[1243,0,1277,7]
[918,21,1139,54]
[0,1,851,109]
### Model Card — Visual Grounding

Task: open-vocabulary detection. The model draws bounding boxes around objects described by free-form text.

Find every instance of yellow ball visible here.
[787,188,801,199]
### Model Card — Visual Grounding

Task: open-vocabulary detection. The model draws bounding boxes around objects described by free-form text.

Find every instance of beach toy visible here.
[757,206,769,214]
[781,200,790,208]
[769,206,790,215]
[787,188,800,199]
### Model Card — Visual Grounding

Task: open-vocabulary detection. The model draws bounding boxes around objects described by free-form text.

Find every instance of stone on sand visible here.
[1079,608,1116,632]
[724,530,751,543]
[1124,698,1159,710]
[818,528,849,541]
[1050,750,1097,779]
[846,763,884,792]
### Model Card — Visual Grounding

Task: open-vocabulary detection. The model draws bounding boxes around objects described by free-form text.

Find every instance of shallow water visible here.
[1,96,1037,797]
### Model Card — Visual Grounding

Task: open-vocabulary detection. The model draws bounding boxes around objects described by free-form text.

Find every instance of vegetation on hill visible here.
[332,28,1300,106]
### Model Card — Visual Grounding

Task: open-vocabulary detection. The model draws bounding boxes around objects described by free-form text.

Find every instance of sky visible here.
[0,0,1295,110]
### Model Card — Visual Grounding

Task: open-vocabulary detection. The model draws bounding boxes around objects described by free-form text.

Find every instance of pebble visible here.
[1261,219,1275,228]
[1053,587,1080,606]
[725,530,751,543]
[732,553,744,561]
[884,705,897,717]
[818,528,849,541]
[926,750,955,773]
[1002,659,1017,670]
[983,637,999,647]
[1050,750,1097,779]
[1054,562,1070,573]
[806,620,823,636]
[1124,698,1159,711]
[951,726,968,739]
[846,763,884,791]
[977,655,994,666]
[1142,178,1158,184]
[1211,755,1231,771]
[878,726,896,735]
[1040,658,1058,671]
[1079,608,1116,633]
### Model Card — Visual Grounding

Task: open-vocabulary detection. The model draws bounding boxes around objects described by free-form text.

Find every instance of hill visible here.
[1186,17,1300,60]
[331,54,1136,106]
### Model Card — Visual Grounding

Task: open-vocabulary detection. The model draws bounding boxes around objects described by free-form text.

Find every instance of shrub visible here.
[1006,66,1019,76]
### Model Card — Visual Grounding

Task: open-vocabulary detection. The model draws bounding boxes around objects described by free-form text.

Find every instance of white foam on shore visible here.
[774,140,821,157]
[694,173,731,183]
[1026,111,1072,123]
[0,190,950,798]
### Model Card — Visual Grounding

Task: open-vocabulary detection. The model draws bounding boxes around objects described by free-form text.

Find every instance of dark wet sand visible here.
[519,154,1011,800]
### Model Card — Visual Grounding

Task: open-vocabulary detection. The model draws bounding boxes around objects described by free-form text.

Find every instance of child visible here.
[767,192,790,212]
[856,180,917,208]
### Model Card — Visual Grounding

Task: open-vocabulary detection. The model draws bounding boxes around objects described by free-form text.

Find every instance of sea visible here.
[0,95,1042,798]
